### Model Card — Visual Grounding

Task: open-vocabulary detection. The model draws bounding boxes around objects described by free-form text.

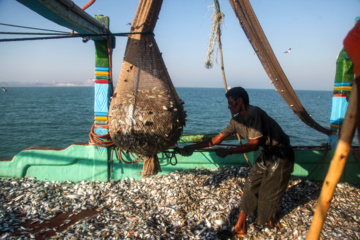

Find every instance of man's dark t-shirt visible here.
[221,105,290,148]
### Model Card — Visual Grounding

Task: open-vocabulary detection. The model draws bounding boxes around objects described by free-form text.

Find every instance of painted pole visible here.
[308,17,360,239]
[93,15,114,150]
[307,77,358,239]
[328,48,354,148]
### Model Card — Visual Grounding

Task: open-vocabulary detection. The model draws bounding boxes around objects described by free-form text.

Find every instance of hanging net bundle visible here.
[229,0,332,136]
[108,0,186,155]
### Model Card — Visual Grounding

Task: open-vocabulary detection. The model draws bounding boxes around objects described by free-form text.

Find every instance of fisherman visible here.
[179,86,294,237]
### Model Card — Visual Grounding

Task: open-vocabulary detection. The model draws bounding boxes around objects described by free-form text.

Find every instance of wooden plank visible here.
[16,0,108,40]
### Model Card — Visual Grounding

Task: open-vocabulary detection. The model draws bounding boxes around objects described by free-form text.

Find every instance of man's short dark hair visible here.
[225,87,249,105]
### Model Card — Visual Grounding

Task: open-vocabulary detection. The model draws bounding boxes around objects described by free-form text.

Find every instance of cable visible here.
[0,32,70,35]
[0,22,69,33]
[0,32,153,43]
[106,31,114,95]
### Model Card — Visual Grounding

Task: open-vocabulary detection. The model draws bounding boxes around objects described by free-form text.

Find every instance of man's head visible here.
[225,87,249,105]
[225,87,249,115]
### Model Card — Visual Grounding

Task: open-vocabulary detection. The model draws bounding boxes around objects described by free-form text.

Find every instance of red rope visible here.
[89,125,144,164]
[89,124,115,147]
[116,148,144,164]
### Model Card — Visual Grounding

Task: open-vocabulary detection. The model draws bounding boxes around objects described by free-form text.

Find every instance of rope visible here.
[88,124,114,147]
[106,32,114,96]
[116,147,144,164]
[0,32,71,35]
[0,32,153,43]
[205,1,224,69]
[163,151,178,166]
[207,0,252,167]
[0,22,69,33]
[89,129,145,165]
[109,147,114,181]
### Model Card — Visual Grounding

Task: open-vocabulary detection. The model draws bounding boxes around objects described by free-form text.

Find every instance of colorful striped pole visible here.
[93,15,114,148]
[328,48,354,148]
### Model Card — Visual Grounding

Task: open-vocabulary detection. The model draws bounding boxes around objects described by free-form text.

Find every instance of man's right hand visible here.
[215,148,229,158]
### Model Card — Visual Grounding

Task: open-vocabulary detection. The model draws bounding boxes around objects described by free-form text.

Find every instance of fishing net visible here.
[108,0,186,155]
[229,0,331,136]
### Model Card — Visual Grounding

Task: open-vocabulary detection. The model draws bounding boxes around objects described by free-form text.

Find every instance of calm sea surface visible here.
[0,87,356,158]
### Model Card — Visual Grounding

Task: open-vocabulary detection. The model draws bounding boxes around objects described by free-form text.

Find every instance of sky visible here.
[0,0,359,90]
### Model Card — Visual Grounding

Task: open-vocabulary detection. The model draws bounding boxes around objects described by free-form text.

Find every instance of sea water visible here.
[0,87,356,158]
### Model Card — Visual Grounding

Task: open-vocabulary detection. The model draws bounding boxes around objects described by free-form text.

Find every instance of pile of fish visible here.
[0,166,359,239]
[108,88,186,155]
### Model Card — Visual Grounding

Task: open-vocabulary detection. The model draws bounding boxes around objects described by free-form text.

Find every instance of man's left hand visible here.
[215,148,229,158]
[175,147,194,157]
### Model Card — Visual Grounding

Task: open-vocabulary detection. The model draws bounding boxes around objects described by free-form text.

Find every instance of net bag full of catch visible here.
[108,0,186,155]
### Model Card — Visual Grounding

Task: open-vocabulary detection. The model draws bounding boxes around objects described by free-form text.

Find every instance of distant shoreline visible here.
[1,85,94,87]
[0,86,333,92]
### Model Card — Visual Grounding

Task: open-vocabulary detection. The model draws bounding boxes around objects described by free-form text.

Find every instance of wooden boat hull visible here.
[1,143,359,184]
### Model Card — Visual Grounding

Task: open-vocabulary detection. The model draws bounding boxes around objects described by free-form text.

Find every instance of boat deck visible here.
[0,166,358,239]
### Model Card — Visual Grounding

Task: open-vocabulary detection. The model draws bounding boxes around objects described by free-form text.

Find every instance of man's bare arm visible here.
[185,133,230,149]
[228,138,260,155]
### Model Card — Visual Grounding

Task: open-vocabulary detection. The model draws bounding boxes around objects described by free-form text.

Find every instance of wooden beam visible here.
[307,77,359,239]
[16,0,109,41]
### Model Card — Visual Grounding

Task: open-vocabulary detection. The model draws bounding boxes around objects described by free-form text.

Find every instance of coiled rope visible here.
[205,2,224,69]
[116,147,144,164]
[88,125,114,147]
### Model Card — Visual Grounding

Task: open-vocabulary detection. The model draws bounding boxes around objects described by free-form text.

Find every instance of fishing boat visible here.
[1,1,359,239]
[1,0,358,185]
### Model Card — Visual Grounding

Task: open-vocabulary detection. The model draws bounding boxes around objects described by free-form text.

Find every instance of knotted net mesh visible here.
[108,0,186,155]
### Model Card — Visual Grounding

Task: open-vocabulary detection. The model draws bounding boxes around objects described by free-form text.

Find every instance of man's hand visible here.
[215,148,229,158]
[176,147,194,157]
